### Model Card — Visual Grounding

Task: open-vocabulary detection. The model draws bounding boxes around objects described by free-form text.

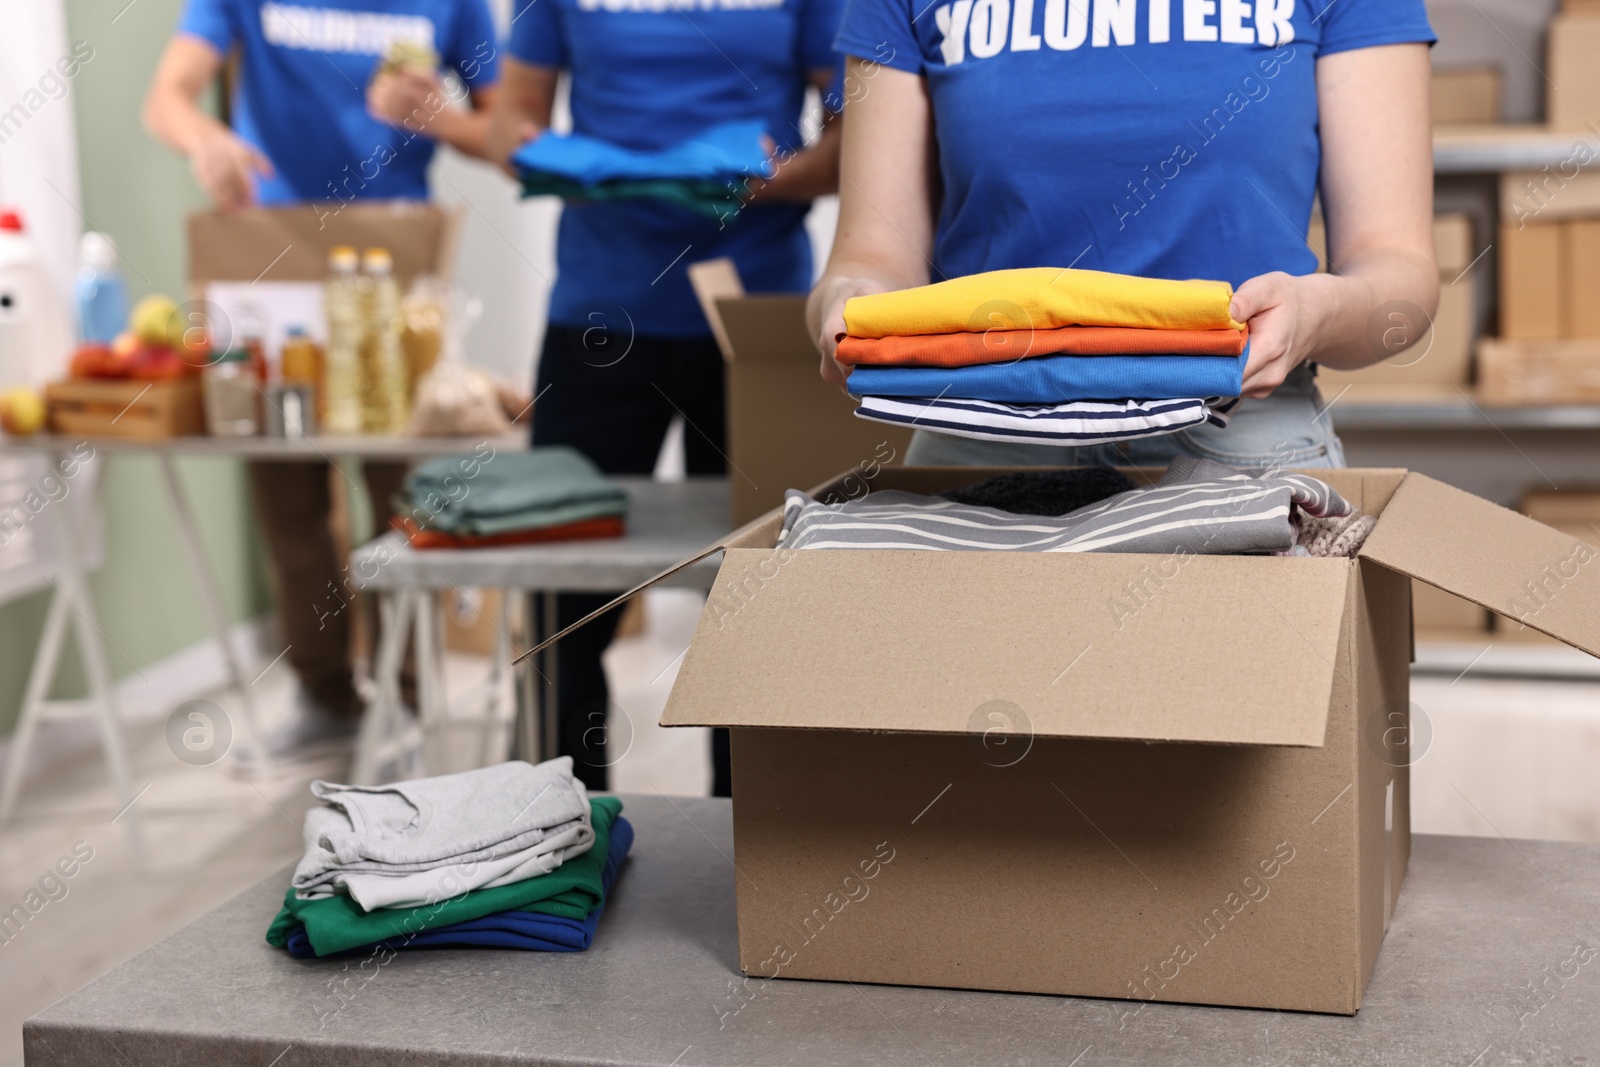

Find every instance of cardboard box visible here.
[1431,66,1501,126]
[1317,280,1474,387]
[1565,219,1600,337]
[1307,213,1473,277]
[1522,490,1600,548]
[1411,578,1489,638]
[1478,336,1600,404]
[659,466,1600,1014]
[1499,170,1600,227]
[1498,221,1563,340]
[1548,16,1600,132]
[688,259,912,525]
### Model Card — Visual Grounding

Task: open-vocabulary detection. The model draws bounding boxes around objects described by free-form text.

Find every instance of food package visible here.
[406,294,513,437]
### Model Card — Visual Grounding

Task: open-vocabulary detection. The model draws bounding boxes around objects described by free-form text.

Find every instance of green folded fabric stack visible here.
[398,446,629,537]
[520,173,750,219]
[266,795,624,957]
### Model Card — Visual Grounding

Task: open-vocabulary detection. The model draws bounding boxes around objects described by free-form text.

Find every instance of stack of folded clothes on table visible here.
[837,268,1250,445]
[267,757,633,959]
[512,120,770,219]
[393,446,628,549]
[778,459,1377,558]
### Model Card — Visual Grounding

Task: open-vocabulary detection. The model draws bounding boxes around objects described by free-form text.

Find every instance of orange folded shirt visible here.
[395,515,626,550]
[835,325,1248,368]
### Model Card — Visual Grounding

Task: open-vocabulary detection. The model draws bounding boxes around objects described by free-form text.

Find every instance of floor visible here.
[1,599,1598,1067]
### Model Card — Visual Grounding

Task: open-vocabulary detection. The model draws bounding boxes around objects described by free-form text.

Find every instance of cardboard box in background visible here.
[1548,15,1600,132]
[659,465,1600,1014]
[688,259,912,526]
[1478,336,1600,404]
[186,202,460,358]
[1411,579,1491,639]
[1498,220,1564,340]
[1564,219,1600,337]
[1312,214,1477,389]
[1431,65,1502,125]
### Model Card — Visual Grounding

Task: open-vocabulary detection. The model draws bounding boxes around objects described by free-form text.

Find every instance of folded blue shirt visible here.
[512,121,770,186]
[845,350,1248,404]
[281,816,634,959]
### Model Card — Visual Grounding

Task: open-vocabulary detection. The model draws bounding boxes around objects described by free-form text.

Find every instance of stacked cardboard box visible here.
[1492,489,1600,644]
[1549,10,1600,132]
[1431,65,1501,126]
[1484,173,1600,403]
[1312,215,1477,392]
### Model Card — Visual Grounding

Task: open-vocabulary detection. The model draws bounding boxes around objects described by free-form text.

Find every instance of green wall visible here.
[0,0,270,735]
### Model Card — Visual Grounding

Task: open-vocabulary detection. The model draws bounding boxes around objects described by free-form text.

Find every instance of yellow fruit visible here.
[0,387,46,436]
[130,294,179,346]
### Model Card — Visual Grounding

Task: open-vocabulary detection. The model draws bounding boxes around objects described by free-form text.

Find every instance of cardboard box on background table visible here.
[186,202,460,353]
[1478,336,1600,404]
[654,466,1600,1014]
[688,258,912,526]
[1430,65,1501,126]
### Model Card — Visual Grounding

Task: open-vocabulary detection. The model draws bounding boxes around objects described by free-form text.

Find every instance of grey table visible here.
[346,478,731,779]
[25,795,1600,1066]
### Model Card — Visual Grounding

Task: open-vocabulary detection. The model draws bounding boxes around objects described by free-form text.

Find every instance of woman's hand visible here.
[1230,271,1355,399]
[808,275,888,389]
[189,126,274,211]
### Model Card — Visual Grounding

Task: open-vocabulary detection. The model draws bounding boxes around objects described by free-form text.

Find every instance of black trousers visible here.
[531,323,732,796]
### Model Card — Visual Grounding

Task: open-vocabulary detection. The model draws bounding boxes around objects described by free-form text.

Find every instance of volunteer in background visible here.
[486,0,845,796]
[809,0,1439,471]
[143,0,500,758]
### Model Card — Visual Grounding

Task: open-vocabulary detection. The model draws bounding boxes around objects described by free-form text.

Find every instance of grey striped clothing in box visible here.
[778,458,1354,556]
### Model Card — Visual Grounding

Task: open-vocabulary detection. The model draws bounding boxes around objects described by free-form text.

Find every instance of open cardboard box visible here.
[653,465,1600,1014]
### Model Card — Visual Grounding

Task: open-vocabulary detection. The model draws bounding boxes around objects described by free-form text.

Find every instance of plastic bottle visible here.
[280,324,324,417]
[323,246,364,435]
[0,209,73,387]
[359,247,409,435]
[75,232,127,345]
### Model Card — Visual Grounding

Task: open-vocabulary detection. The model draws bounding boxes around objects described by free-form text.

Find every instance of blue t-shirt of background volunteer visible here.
[835,0,1434,289]
[509,0,844,338]
[178,0,499,204]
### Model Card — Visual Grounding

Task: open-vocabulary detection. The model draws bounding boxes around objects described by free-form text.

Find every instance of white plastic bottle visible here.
[0,209,73,387]
[323,246,364,435]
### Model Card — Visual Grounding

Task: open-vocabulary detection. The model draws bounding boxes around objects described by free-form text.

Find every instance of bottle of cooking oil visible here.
[323,246,364,435]
[360,247,409,435]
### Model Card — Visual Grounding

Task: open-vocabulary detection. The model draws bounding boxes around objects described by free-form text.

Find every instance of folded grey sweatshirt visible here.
[292,758,590,899]
[777,458,1354,556]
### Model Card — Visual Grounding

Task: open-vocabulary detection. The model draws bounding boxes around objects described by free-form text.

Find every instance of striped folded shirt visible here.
[854,395,1236,445]
[778,459,1355,556]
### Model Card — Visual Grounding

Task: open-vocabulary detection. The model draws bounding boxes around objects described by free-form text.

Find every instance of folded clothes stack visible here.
[838,268,1250,445]
[512,120,771,219]
[394,446,628,549]
[266,758,633,959]
[779,459,1376,558]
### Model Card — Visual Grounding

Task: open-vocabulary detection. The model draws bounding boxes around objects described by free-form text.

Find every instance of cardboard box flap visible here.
[1359,472,1600,656]
[714,295,815,365]
[187,202,460,285]
[661,549,1351,746]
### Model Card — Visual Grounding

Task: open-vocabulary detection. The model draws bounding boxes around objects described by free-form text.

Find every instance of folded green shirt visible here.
[520,174,749,219]
[266,796,623,957]
[403,447,629,535]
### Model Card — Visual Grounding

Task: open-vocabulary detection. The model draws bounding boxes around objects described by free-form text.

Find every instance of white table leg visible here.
[157,453,266,770]
[351,588,415,785]
[0,588,70,820]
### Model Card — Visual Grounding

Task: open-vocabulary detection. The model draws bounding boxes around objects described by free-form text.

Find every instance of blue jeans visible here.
[903,365,1346,471]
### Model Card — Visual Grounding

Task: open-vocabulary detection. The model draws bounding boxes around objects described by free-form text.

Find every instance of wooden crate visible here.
[1477,337,1600,405]
[45,377,205,440]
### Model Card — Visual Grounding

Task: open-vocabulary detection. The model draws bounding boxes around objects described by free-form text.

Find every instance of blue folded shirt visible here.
[845,350,1248,404]
[512,121,770,186]
[281,816,634,959]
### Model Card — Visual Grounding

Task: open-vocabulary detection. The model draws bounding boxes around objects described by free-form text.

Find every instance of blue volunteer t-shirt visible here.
[178,0,499,203]
[509,0,844,337]
[835,0,1434,288]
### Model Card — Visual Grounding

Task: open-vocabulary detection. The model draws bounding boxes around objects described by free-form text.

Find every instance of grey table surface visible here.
[25,795,1600,1067]
[0,433,529,461]
[351,476,732,593]
[1333,401,1600,432]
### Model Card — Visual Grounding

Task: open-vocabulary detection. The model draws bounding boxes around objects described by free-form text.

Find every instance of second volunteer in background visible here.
[809,0,1440,470]
[143,0,501,757]
[489,0,846,796]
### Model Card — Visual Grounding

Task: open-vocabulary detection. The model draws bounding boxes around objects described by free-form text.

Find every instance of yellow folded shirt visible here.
[842,268,1246,339]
